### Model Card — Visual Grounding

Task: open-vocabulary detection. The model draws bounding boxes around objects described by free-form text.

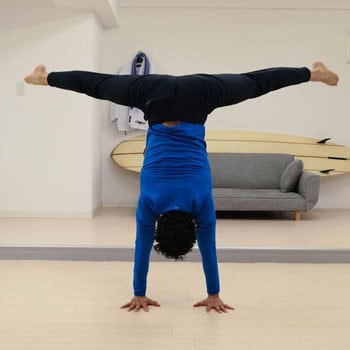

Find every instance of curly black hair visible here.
[154,210,197,261]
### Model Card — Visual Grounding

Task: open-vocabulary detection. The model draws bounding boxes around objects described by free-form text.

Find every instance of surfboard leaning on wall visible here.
[111,130,350,177]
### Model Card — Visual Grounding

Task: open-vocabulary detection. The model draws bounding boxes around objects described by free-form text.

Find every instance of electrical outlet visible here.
[16,81,25,96]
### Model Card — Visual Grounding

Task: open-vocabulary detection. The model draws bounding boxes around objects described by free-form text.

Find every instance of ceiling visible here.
[118,0,350,9]
[1,0,350,31]
[0,0,118,30]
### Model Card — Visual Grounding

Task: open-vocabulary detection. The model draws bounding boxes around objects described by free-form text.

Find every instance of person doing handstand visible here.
[25,61,339,313]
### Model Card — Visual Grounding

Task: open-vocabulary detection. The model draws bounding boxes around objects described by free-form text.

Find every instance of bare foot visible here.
[310,61,339,86]
[24,65,48,85]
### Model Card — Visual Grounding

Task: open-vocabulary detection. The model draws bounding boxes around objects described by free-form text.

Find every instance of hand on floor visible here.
[193,294,235,313]
[121,296,161,312]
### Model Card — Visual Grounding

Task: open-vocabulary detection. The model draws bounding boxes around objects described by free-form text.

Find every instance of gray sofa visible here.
[208,153,320,220]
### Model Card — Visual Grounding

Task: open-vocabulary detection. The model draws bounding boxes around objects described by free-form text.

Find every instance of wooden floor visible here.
[1,208,350,349]
[1,208,350,248]
[1,260,350,349]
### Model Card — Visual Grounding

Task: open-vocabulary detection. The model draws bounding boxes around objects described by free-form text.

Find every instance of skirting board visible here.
[0,204,102,218]
[1,245,350,263]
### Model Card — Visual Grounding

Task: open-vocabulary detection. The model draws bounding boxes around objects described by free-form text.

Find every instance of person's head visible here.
[154,210,197,261]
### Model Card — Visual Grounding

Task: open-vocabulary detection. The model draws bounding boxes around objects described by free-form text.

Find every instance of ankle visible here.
[309,69,319,82]
[38,73,48,85]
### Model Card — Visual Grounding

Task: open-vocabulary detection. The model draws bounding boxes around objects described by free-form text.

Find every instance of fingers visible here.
[193,300,206,307]
[194,300,235,313]
[123,298,233,313]
[130,303,146,312]
[149,299,161,307]
[213,304,234,313]
[121,298,161,312]
[223,303,235,310]
[140,303,149,312]
[120,302,131,309]
[120,301,146,312]
[220,304,228,313]
[133,302,148,312]
[207,305,224,313]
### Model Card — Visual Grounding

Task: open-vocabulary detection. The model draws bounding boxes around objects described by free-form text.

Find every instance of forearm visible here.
[133,238,153,296]
[200,246,220,295]
[133,197,157,296]
[133,224,154,296]
[197,225,220,295]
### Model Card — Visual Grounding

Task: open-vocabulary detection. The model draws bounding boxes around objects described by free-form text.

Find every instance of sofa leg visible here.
[294,211,301,221]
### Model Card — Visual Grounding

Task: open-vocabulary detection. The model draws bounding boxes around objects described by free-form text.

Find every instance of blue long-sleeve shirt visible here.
[133,122,220,296]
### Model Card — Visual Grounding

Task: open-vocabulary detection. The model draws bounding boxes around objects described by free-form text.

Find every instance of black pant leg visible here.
[200,67,311,113]
[47,71,148,109]
[241,67,311,99]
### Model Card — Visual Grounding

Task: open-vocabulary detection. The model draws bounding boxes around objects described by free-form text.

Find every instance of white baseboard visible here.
[92,202,103,217]
[102,201,137,208]
[1,245,350,263]
[0,202,130,218]
[0,211,93,218]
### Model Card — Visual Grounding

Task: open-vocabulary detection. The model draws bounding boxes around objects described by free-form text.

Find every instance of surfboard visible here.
[111,130,350,177]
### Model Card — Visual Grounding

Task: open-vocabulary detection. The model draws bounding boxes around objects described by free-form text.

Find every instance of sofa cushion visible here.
[212,188,306,211]
[279,160,303,193]
[208,153,294,189]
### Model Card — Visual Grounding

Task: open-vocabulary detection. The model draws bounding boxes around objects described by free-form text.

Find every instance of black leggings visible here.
[47,67,310,125]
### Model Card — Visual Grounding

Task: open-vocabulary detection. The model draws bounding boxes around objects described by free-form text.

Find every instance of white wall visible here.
[1,5,350,217]
[91,17,103,214]
[0,14,103,217]
[102,7,350,209]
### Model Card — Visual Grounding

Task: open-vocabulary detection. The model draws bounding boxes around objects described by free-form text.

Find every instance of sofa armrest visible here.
[297,171,320,210]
